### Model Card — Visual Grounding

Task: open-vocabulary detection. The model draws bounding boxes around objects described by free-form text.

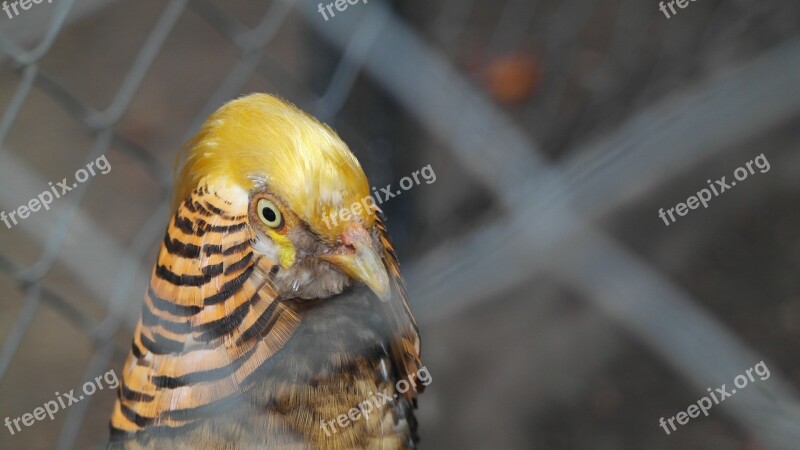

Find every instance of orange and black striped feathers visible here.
[110,185,301,437]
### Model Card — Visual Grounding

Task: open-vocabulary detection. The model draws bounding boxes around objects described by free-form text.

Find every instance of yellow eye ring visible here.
[257,199,284,229]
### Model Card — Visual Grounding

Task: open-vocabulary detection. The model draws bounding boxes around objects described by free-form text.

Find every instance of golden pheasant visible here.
[108,94,425,449]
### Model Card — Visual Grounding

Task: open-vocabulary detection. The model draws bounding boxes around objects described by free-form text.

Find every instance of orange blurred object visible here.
[479,53,541,105]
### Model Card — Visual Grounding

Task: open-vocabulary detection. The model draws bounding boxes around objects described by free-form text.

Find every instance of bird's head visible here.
[174,93,391,301]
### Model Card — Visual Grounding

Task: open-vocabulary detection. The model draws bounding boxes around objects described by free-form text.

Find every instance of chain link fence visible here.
[1,0,800,449]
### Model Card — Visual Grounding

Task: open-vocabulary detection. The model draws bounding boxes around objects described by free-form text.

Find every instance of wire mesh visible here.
[1,0,799,449]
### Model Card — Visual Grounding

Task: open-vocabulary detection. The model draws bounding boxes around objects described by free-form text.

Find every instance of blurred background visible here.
[1,0,800,449]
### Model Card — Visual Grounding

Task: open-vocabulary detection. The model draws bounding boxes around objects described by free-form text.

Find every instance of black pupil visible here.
[262,206,277,223]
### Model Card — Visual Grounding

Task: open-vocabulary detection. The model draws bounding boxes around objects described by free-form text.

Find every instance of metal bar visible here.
[0,283,40,381]
[85,0,190,130]
[550,230,800,447]
[0,64,36,147]
[0,0,75,64]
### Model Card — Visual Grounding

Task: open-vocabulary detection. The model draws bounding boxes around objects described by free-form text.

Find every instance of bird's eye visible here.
[257,199,283,229]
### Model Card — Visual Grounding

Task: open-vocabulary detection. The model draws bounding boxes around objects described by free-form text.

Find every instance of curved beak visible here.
[320,226,391,301]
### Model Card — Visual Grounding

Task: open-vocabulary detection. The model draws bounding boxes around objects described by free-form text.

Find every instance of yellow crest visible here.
[174,94,375,238]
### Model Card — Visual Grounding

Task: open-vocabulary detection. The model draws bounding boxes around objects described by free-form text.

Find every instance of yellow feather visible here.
[266,229,296,268]
[174,93,374,239]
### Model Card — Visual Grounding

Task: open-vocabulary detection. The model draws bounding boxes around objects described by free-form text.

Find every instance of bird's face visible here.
[246,186,390,301]
[174,94,392,302]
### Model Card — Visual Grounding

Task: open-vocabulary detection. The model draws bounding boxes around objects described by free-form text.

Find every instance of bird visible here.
[107,94,424,449]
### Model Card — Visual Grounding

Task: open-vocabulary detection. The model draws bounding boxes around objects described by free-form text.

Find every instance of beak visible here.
[320,226,391,301]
